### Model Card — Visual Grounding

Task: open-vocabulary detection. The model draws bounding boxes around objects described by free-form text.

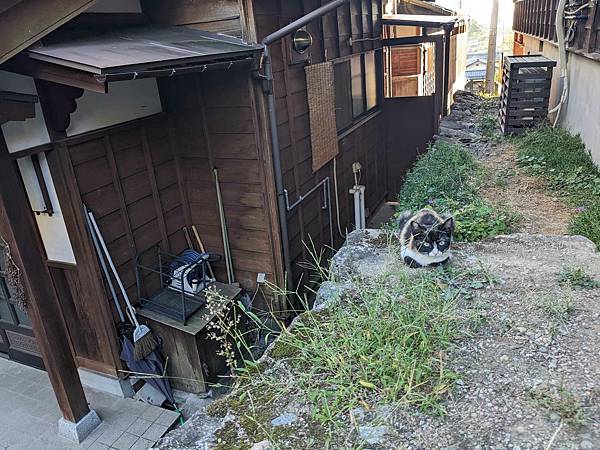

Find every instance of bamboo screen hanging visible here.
[305,62,339,172]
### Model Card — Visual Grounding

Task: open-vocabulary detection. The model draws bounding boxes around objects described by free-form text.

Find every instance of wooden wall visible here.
[253,0,387,287]
[141,0,247,38]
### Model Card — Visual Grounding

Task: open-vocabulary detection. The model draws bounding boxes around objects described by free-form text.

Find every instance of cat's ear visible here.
[410,220,425,234]
[440,217,455,233]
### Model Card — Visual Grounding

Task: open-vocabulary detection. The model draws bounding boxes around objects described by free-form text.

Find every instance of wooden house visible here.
[0,0,465,440]
[383,0,467,113]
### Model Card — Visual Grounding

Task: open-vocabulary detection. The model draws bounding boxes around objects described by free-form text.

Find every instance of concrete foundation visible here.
[58,409,102,443]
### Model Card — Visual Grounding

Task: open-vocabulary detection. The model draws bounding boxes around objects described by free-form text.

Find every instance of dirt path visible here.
[439,91,576,235]
[480,144,576,235]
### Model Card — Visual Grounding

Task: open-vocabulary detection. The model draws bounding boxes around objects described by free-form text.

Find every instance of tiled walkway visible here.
[0,358,179,449]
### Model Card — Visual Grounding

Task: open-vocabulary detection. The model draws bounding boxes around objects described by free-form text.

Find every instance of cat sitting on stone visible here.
[397,209,455,268]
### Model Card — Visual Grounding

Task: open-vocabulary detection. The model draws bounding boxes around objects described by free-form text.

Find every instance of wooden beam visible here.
[0,0,98,64]
[3,56,107,93]
[0,98,36,124]
[0,136,90,423]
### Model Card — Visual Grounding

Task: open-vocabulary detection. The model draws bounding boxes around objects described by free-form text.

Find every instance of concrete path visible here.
[0,358,179,449]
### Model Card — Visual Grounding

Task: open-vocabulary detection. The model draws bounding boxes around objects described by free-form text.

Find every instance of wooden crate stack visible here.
[499,55,556,134]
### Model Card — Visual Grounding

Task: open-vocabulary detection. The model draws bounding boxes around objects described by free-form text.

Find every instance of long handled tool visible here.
[214,168,235,283]
[84,206,126,324]
[87,208,157,360]
[191,225,215,280]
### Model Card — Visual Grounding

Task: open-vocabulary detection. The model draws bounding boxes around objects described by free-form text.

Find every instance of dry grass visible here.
[480,145,576,235]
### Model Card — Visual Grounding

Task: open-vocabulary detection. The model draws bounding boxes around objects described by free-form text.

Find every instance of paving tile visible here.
[154,410,180,427]
[140,406,163,422]
[141,423,168,442]
[126,418,153,437]
[128,437,154,450]
[87,442,110,450]
[110,432,138,450]
[103,411,138,431]
[96,427,124,447]
[81,424,107,449]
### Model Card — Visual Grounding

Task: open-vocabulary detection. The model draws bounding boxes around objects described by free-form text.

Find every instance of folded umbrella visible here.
[120,337,175,404]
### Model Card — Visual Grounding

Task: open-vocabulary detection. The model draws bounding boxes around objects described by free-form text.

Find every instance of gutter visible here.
[260,0,351,289]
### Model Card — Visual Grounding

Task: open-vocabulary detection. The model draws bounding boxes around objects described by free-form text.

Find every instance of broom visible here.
[86,207,158,360]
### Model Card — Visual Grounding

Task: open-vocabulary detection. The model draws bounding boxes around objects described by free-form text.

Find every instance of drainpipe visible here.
[260,0,351,288]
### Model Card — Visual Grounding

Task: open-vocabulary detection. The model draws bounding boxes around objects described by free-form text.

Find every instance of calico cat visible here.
[397,209,454,268]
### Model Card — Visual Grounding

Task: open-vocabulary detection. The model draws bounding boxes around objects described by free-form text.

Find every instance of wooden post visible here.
[486,0,500,94]
[442,25,452,116]
[0,137,92,426]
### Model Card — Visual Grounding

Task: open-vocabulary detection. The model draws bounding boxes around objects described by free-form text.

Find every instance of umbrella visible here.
[120,337,175,404]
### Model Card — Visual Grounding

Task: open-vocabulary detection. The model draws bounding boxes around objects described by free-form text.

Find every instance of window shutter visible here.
[305,62,339,172]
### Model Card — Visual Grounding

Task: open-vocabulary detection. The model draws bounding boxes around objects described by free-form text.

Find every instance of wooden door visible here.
[0,242,44,369]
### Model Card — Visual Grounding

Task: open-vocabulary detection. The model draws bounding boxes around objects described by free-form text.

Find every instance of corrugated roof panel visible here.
[27,26,263,74]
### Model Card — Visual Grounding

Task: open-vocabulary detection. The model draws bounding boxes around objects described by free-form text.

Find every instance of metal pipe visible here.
[284,178,329,211]
[261,0,351,288]
[263,0,350,45]
[284,178,334,254]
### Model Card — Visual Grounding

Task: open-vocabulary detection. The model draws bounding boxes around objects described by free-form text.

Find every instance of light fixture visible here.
[292,29,313,54]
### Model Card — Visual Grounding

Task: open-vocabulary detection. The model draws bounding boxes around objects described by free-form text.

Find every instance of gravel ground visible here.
[384,233,600,450]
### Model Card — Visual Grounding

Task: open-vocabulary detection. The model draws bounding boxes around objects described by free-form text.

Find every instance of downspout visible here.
[260,0,351,288]
[442,24,453,116]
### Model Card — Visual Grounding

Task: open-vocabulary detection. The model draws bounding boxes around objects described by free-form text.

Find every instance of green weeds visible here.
[529,384,586,427]
[395,143,517,242]
[515,126,600,249]
[558,267,599,290]
[205,262,494,448]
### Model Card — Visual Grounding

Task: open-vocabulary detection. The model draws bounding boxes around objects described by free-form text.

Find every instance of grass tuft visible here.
[394,143,517,242]
[570,203,600,250]
[530,385,586,427]
[558,267,599,290]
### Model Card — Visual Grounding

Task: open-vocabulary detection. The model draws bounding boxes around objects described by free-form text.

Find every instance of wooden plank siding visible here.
[159,68,283,308]
[253,0,386,288]
[514,0,600,55]
[141,0,246,39]
[54,115,188,319]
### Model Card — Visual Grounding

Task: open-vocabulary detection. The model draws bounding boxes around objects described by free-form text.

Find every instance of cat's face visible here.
[411,218,454,256]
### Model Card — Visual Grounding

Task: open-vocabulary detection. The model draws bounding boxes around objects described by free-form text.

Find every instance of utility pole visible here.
[485,0,500,94]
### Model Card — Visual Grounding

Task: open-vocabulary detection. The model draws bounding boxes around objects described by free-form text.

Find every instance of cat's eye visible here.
[438,240,446,246]
[421,243,431,248]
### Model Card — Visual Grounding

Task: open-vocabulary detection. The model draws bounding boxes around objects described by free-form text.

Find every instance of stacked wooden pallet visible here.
[499,55,556,135]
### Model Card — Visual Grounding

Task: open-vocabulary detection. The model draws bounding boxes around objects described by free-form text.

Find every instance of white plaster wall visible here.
[521,36,600,166]
[0,71,51,152]
[66,78,162,136]
[17,154,77,263]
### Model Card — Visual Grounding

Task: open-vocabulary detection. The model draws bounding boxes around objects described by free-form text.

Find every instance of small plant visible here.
[558,267,599,290]
[537,294,575,324]
[478,112,502,143]
[529,385,586,427]
[570,202,600,250]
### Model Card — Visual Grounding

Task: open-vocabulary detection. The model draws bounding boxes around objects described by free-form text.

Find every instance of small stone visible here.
[500,355,509,362]
[251,441,274,450]
[359,426,387,445]
[270,413,298,427]
[580,440,594,449]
